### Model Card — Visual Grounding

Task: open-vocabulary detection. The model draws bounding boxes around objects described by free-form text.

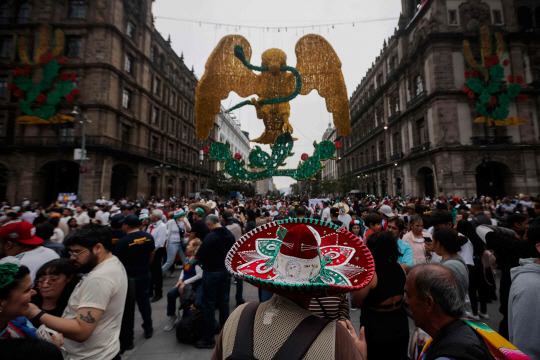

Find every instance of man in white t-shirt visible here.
[27,224,128,360]
[0,221,59,282]
[75,205,90,226]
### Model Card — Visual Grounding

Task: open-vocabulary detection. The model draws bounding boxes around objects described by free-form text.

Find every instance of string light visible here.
[155,16,398,32]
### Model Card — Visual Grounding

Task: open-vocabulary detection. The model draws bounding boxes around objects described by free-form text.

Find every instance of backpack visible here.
[176,308,204,344]
[225,302,330,360]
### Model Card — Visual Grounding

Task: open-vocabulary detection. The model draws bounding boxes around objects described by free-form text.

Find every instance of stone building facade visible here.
[337,0,540,199]
[0,0,216,204]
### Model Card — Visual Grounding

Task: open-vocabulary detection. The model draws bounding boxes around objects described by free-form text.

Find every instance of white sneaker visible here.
[465,311,480,321]
[479,312,490,320]
[164,315,178,331]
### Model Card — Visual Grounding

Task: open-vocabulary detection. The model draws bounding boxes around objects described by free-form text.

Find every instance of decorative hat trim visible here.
[225,218,374,296]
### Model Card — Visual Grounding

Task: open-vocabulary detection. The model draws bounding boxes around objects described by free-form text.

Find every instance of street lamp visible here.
[72,106,90,204]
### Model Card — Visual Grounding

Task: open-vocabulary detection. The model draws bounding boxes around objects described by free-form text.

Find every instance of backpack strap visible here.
[272,315,331,360]
[228,302,260,360]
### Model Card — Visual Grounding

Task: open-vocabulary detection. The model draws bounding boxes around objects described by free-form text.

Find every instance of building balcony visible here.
[406,91,426,109]
[410,142,430,156]
[390,152,404,161]
[470,136,512,146]
[2,136,197,168]
[358,159,387,172]
[388,111,401,123]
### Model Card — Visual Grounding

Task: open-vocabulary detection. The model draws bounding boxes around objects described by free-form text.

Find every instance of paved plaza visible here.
[124,268,504,360]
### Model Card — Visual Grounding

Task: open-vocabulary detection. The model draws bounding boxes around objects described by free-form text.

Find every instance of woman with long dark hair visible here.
[352,232,408,360]
[31,259,81,328]
[432,227,469,295]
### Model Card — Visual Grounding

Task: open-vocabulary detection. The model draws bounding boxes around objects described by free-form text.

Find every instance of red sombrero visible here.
[225,218,375,296]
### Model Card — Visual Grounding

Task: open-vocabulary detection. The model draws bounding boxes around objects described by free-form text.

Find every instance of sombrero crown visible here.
[226,218,375,296]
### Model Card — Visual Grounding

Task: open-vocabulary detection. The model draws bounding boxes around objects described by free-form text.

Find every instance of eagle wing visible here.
[295,35,350,136]
[195,35,259,140]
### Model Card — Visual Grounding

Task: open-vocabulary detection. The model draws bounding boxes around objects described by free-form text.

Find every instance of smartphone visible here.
[423,236,432,243]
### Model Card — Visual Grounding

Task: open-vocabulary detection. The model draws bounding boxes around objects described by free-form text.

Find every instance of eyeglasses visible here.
[37,276,60,286]
[69,248,88,258]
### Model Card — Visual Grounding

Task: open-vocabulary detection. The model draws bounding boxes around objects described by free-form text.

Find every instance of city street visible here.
[124,268,504,360]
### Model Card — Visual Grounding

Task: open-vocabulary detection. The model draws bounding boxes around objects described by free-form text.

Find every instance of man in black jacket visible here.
[406,263,493,360]
[195,214,236,349]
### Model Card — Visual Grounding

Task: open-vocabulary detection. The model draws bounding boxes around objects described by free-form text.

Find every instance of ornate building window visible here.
[416,118,427,145]
[121,124,130,142]
[126,21,135,38]
[414,74,424,96]
[65,36,82,58]
[16,2,30,24]
[0,76,7,98]
[125,54,134,74]
[0,36,12,58]
[68,0,86,19]
[122,89,132,109]
[0,4,10,24]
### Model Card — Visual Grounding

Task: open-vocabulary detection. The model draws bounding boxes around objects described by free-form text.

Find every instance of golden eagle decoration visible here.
[196,34,350,181]
[195,34,350,144]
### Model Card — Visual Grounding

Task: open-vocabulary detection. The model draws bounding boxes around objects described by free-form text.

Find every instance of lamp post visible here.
[72,106,90,204]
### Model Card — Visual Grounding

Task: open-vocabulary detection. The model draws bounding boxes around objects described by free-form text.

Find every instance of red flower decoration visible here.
[58,56,67,64]
[69,73,76,81]
[518,94,527,102]
[502,59,510,66]
[464,70,470,79]
[484,59,493,68]
[13,89,23,97]
[489,55,498,64]
[471,71,478,78]
[202,146,210,154]
[39,56,47,64]
[301,153,309,161]
[71,88,80,95]
[65,94,74,102]
[467,91,475,99]
[508,75,515,83]
[13,68,21,76]
[516,75,523,84]
[7,83,16,91]
[21,67,30,76]
[46,52,54,61]
[334,141,342,149]
[36,94,47,103]
[234,153,242,160]
[60,72,69,81]
[461,85,469,93]
[488,96,497,105]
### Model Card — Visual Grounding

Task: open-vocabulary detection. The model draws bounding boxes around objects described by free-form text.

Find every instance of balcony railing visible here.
[390,152,404,161]
[410,142,430,156]
[358,159,387,172]
[471,136,512,146]
[406,91,426,109]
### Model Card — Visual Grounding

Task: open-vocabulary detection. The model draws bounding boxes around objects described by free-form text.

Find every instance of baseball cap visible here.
[0,221,43,245]
[379,205,394,218]
[139,213,150,221]
[194,207,205,216]
[110,213,125,227]
[120,214,140,227]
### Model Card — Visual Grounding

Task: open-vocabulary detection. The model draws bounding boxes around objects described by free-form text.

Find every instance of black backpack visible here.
[225,302,330,360]
[176,308,204,344]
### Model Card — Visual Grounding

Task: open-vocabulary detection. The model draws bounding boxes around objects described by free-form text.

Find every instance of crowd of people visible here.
[0,193,538,360]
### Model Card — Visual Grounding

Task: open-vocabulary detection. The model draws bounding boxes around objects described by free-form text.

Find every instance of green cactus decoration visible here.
[9,24,79,122]
[461,26,526,125]
[207,132,337,181]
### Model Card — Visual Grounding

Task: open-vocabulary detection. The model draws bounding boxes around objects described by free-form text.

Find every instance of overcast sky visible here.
[153,0,402,190]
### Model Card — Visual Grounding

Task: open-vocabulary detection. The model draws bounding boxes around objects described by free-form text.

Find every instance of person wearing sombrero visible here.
[212,218,375,360]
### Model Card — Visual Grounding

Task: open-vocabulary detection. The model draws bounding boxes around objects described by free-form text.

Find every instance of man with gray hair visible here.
[405,263,492,360]
[195,214,236,349]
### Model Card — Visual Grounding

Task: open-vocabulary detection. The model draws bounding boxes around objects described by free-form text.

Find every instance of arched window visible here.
[414,74,424,95]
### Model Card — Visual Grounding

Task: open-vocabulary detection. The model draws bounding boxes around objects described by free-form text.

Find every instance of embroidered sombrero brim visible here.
[225,218,375,296]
